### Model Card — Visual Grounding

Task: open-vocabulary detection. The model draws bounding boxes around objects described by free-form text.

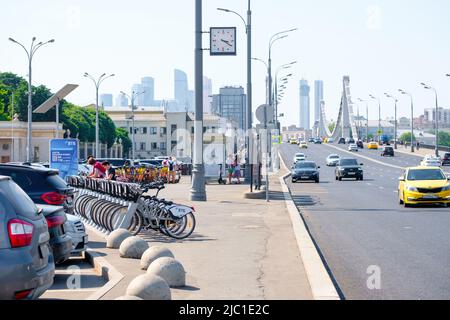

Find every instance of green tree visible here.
[399,132,416,143]
[328,122,336,133]
[438,131,450,147]
[115,127,132,156]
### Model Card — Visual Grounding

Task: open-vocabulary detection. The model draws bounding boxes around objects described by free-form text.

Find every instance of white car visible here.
[420,156,441,167]
[293,153,306,163]
[64,214,88,254]
[326,154,340,166]
[348,143,358,152]
[78,164,91,176]
[327,138,335,143]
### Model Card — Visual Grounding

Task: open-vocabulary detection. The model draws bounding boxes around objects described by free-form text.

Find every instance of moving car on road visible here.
[398,166,450,207]
[356,140,364,148]
[289,138,298,144]
[291,161,320,183]
[335,158,364,181]
[345,138,355,144]
[327,138,335,143]
[314,138,322,144]
[293,153,306,163]
[348,143,358,152]
[0,176,55,300]
[442,153,450,166]
[338,137,346,144]
[326,154,340,166]
[420,155,441,167]
[381,146,394,157]
[308,138,315,142]
[368,142,379,149]
[299,141,308,149]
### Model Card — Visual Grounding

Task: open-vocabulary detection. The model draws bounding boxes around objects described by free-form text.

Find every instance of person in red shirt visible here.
[87,155,106,178]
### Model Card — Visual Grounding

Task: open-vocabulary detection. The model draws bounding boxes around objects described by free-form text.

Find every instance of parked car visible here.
[335,158,364,181]
[291,161,320,183]
[326,154,340,166]
[64,215,88,254]
[139,159,164,168]
[78,164,91,176]
[381,146,394,157]
[348,143,358,152]
[441,153,450,166]
[0,164,75,263]
[293,153,306,163]
[95,158,127,168]
[0,176,55,300]
[338,137,346,144]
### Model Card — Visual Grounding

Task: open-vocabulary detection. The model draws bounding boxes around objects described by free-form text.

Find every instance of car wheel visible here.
[338,176,342,181]
[315,178,319,183]
[399,192,404,205]
[335,175,338,181]
[359,175,363,181]
[291,179,295,183]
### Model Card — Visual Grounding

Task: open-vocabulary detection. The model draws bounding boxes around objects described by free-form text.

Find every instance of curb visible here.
[278,153,340,300]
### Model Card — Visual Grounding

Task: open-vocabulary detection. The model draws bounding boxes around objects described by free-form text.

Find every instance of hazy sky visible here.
[1,0,450,128]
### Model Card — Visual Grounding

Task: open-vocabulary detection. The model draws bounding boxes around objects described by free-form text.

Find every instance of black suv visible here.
[0,164,73,263]
[441,153,450,166]
[356,140,364,149]
[291,161,320,183]
[338,137,346,144]
[335,158,364,181]
[381,146,394,157]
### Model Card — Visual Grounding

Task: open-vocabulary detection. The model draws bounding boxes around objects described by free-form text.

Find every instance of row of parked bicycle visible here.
[67,176,197,240]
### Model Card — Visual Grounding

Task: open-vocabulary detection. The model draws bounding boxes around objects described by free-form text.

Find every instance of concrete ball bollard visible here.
[114,295,143,300]
[146,257,186,287]
[119,236,149,259]
[106,229,132,249]
[126,274,171,300]
[140,246,175,270]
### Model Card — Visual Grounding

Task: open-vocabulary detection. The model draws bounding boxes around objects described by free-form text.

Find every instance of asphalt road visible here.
[280,142,450,300]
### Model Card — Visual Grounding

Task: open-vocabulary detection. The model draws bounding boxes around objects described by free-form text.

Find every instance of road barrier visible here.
[67,176,196,239]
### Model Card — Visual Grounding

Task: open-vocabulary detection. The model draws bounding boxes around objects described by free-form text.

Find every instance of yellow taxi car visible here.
[367,142,378,149]
[299,141,308,149]
[398,166,450,207]
[289,138,298,144]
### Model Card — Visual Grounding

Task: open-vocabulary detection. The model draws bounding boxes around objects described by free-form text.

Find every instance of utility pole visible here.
[190,0,206,201]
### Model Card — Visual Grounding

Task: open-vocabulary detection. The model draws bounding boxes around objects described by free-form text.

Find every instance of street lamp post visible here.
[274,62,296,129]
[84,72,115,158]
[9,37,55,162]
[121,90,145,163]
[217,0,253,186]
[358,98,369,142]
[369,94,381,143]
[399,89,414,153]
[421,82,439,157]
[385,93,398,149]
[190,0,206,201]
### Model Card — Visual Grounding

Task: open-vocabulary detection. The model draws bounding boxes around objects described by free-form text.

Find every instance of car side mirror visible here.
[398,177,405,181]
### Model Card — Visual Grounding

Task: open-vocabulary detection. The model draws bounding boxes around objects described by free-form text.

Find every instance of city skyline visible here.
[2,0,450,127]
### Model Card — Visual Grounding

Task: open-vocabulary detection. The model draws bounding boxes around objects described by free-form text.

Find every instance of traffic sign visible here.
[377,129,383,135]
[255,104,274,124]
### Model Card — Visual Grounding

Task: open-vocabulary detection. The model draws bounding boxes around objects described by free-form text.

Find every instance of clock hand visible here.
[221,39,233,47]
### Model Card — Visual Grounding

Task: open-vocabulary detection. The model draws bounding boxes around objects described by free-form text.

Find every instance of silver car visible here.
[64,215,88,254]
[326,154,340,166]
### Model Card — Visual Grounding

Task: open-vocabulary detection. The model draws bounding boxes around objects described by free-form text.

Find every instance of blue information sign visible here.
[49,139,79,179]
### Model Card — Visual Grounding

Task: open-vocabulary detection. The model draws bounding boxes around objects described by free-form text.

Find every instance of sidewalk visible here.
[395,145,446,158]
[86,170,313,300]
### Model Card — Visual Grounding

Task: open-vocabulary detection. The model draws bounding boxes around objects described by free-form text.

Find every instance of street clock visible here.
[210,27,237,56]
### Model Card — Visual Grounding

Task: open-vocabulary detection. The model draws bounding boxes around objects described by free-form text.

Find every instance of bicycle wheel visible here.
[128,210,144,236]
[163,213,196,239]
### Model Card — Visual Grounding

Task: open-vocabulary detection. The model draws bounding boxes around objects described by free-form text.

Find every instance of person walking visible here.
[234,160,241,184]
[226,155,234,184]
[168,156,177,183]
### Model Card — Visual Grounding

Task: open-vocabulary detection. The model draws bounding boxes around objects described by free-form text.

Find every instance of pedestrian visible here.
[226,155,234,184]
[102,161,116,181]
[234,160,241,184]
[416,141,420,150]
[87,156,106,178]
[160,158,169,182]
[168,156,177,183]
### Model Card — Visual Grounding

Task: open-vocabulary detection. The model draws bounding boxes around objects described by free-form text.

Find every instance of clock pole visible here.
[190,0,207,201]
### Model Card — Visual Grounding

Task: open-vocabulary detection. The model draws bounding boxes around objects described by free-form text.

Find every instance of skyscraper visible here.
[115,94,128,107]
[99,94,113,107]
[211,86,246,130]
[174,69,189,110]
[131,83,144,106]
[203,76,212,113]
[141,77,155,105]
[314,80,324,123]
[299,79,310,129]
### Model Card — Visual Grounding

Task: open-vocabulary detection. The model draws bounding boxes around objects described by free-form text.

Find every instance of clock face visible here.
[210,27,237,56]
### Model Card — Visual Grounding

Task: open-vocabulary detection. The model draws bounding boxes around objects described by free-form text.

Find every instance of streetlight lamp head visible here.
[49,39,55,43]
[32,37,36,41]
[8,37,17,43]
[217,8,230,12]
[446,74,450,77]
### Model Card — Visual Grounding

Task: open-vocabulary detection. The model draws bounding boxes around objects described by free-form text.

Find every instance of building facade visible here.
[424,107,450,128]
[174,69,189,112]
[211,86,246,130]
[141,77,155,106]
[299,79,310,130]
[115,94,129,107]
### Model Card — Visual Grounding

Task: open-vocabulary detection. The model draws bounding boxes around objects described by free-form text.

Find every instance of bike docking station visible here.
[67,176,197,240]
[67,176,142,236]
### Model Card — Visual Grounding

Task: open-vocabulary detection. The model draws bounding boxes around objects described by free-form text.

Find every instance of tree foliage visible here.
[399,132,416,143]
[115,127,132,156]
[0,71,119,146]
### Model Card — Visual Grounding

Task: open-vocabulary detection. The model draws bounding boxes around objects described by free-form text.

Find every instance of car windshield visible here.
[295,162,316,169]
[340,159,358,166]
[295,154,304,157]
[407,169,446,181]
[329,155,339,159]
